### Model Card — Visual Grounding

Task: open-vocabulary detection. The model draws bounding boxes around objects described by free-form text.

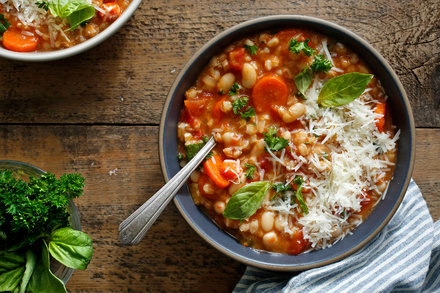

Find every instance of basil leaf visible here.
[318,73,373,107]
[48,227,93,270]
[19,250,36,293]
[294,66,313,96]
[0,251,25,271]
[67,5,95,30]
[48,0,94,30]
[28,241,66,293]
[223,181,271,220]
[0,266,25,291]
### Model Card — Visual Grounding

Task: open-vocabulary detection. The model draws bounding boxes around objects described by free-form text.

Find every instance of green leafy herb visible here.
[288,38,316,57]
[223,181,271,220]
[47,0,95,30]
[0,171,85,250]
[311,54,333,73]
[0,14,10,36]
[239,107,255,121]
[264,127,289,151]
[177,153,184,161]
[185,142,205,161]
[244,44,258,55]
[202,136,209,143]
[228,82,240,96]
[318,72,374,107]
[19,250,36,293]
[0,171,92,293]
[244,163,256,180]
[272,182,293,193]
[322,152,329,159]
[232,96,255,121]
[48,227,93,271]
[28,241,66,293]
[206,152,214,160]
[218,89,224,95]
[35,1,49,11]
[232,96,248,114]
[294,66,313,96]
[292,176,308,215]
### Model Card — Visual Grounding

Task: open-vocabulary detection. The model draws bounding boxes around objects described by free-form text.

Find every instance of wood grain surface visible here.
[0,0,439,292]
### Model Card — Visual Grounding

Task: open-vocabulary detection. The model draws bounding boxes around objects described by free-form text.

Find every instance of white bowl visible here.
[0,0,142,62]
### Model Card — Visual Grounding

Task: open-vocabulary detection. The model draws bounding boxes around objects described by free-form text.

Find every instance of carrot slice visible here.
[220,160,242,181]
[203,155,230,188]
[228,47,245,71]
[99,3,122,21]
[375,102,386,132]
[2,29,39,52]
[251,75,288,113]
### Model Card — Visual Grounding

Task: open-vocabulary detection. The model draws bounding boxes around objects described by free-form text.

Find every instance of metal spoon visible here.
[119,137,216,245]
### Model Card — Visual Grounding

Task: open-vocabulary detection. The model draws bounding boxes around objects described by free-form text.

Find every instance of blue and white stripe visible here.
[233,180,440,293]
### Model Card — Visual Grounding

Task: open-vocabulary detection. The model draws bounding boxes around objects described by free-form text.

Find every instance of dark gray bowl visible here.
[159,15,415,271]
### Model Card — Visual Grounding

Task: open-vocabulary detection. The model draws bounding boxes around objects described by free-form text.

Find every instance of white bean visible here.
[190,171,200,182]
[217,73,236,93]
[242,63,257,88]
[250,220,259,234]
[203,183,215,195]
[262,232,278,248]
[214,201,225,214]
[261,212,275,231]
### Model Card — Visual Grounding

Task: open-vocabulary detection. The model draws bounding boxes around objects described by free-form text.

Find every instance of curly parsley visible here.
[244,44,258,55]
[264,127,289,151]
[228,82,240,96]
[288,38,316,57]
[311,54,333,73]
[232,96,256,121]
[244,163,256,180]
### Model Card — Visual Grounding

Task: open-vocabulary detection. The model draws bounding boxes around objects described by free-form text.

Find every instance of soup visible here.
[177,29,399,254]
[0,0,130,52]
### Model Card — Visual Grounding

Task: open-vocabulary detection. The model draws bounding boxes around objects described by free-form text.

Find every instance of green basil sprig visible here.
[28,241,66,293]
[0,227,93,293]
[318,72,373,107]
[46,0,95,30]
[0,14,10,36]
[294,66,313,96]
[48,227,93,270]
[223,181,271,220]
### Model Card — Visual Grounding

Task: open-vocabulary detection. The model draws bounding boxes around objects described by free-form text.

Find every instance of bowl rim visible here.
[0,0,142,62]
[159,15,416,271]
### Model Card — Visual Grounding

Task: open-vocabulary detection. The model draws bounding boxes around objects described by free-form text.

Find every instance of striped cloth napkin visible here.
[233,180,440,293]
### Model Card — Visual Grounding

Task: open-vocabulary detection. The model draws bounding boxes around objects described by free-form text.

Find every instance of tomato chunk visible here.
[228,47,245,71]
[99,3,122,21]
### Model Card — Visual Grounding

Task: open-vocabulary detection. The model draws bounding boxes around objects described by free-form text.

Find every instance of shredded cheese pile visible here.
[262,72,399,249]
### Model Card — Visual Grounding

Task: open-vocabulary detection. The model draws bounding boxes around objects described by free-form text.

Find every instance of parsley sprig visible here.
[244,44,258,55]
[288,38,316,57]
[0,14,10,35]
[310,54,333,73]
[232,96,256,121]
[244,163,256,180]
[35,0,50,11]
[228,82,240,96]
[264,127,289,151]
[293,176,308,215]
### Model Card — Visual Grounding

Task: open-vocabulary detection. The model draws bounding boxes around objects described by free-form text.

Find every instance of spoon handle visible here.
[119,137,216,245]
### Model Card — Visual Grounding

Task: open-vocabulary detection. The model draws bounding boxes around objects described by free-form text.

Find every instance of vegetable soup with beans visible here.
[177,29,399,254]
[0,0,130,52]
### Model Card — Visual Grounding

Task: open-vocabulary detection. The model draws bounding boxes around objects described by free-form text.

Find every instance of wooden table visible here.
[1,0,439,292]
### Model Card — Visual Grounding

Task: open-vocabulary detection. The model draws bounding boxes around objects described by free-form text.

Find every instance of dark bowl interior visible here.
[159,15,415,271]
